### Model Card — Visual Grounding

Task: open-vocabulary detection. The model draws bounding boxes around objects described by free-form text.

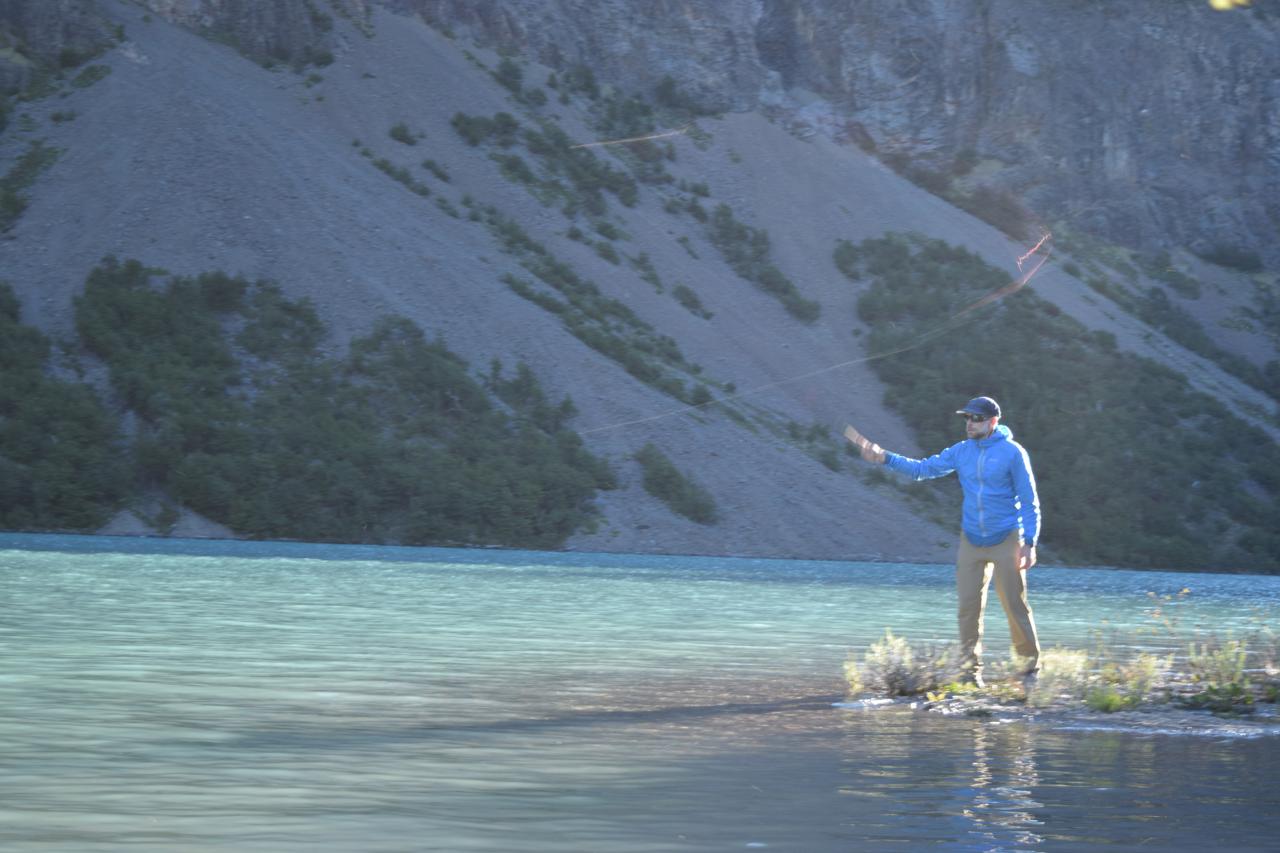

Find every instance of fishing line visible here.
[579,235,1052,436]
[570,124,693,149]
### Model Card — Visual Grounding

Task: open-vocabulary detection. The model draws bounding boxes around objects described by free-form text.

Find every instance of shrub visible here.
[635,443,718,524]
[495,153,536,184]
[672,284,712,318]
[0,282,128,530]
[65,260,616,547]
[562,64,599,99]
[1,140,62,231]
[493,57,523,95]
[371,157,430,196]
[479,205,700,404]
[451,111,519,147]
[1177,683,1254,714]
[846,630,959,697]
[593,241,620,265]
[389,122,416,145]
[707,204,820,323]
[1186,637,1248,688]
[1197,245,1264,273]
[421,159,450,182]
[70,65,112,89]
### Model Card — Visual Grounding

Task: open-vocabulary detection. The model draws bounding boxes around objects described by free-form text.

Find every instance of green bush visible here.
[845,630,958,697]
[672,284,712,318]
[708,204,820,323]
[389,122,416,145]
[593,241,620,265]
[479,205,700,404]
[1,140,62,231]
[1084,270,1272,399]
[1197,245,1264,273]
[63,259,616,547]
[1140,251,1201,299]
[371,157,430,196]
[635,443,718,524]
[421,159,450,182]
[495,153,536,184]
[493,58,523,95]
[450,111,520,147]
[70,65,112,89]
[562,64,599,99]
[0,281,128,530]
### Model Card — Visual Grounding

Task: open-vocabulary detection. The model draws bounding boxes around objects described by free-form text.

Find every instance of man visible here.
[844,396,1041,687]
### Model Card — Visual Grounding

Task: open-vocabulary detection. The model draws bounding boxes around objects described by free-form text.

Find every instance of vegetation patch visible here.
[845,624,1279,719]
[635,443,718,524]
[1,140,62,231]
[69,64,112,89]
[0,282,128,531]
[834,233,1280,571]
[877,151,1033,240]
[1080,270,1276,400]
[451,111,520,148]
[707,204,820,323]
[421,159,451,182]
[356,144,430,197]
[474,201,708,405]
[388,122,419,146]
[1196,245,1264,274]
[672,284,712,319]
[19,258,619,548]
[1138,250,1201,299]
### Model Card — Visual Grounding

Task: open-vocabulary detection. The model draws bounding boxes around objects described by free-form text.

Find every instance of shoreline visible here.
[836,694,1280,738]
[2,527,1277,575]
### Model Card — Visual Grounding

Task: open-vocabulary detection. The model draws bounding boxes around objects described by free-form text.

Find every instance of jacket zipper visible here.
[976,445,987,536]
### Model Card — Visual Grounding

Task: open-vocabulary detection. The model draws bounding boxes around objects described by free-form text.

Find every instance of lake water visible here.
[3,534,1279,852]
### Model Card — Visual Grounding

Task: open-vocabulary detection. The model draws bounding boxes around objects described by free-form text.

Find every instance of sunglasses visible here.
[961,413,990,423]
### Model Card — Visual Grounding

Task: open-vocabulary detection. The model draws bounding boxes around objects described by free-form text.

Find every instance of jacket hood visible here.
[977,423,1013,445]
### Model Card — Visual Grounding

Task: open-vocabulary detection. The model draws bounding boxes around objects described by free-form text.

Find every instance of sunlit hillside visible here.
[0,2,1276,570]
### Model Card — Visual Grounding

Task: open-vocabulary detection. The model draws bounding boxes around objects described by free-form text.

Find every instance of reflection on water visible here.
[2,535,1279,851]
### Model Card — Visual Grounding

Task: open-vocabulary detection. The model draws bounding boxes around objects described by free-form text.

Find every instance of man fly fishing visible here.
[844,396,1042,688]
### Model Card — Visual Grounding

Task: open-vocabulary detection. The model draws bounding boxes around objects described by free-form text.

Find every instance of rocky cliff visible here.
[0,0,114,91]
[398,0,1280,270]
[4,1,1275,266]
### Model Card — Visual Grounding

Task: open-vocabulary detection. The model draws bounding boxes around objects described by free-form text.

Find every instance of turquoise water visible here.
[3,534,1279,851]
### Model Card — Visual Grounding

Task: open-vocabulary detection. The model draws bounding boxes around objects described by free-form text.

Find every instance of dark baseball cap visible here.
[956,396,1001,419]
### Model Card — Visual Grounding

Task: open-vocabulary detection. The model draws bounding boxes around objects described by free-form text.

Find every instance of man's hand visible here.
[844,424,886,464]
[1018,544,1037,571]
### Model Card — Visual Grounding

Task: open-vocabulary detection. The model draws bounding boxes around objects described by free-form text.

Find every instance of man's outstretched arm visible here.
[843,425,886,464]
[847,424,959,480]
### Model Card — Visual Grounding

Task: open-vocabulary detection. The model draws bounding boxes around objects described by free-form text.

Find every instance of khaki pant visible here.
[956,531,1040,677]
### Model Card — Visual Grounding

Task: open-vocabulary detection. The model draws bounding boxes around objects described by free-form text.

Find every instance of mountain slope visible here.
[0,0,1276,568]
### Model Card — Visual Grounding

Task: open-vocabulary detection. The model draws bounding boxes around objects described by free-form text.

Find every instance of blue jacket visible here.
[884,424,1040,548]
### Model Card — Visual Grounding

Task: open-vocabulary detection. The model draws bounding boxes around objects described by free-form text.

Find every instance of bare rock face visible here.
[750,1,1280,269]
[134,0,368,68]
[0,0,115,91]
[397,0,1280,269]
[3,0,1276,266]
[388,0,776,111]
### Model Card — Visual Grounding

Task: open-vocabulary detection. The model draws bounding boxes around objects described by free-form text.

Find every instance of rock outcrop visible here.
[399,0,1280,269]
[0,0,115,92]
[6,1,1273,265]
